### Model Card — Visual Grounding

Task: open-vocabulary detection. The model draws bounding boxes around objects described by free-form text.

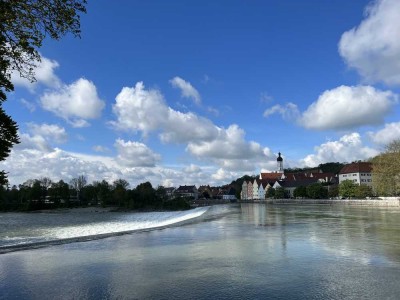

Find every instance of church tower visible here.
[277,152,283,173]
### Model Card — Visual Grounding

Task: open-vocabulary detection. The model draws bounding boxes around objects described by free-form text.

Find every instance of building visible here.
[241,181,248,200]
[174,185,199,200]
[273,178,319,198]
[164,187,176,199]
[222,187,237,201]
[277,152,284,173]
[339,162,372,187]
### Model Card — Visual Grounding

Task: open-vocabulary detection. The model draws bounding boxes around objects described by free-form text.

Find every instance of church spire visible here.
[277,152,283,173]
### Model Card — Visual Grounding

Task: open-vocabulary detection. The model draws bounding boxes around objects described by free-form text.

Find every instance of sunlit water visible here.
[1,203,400,299]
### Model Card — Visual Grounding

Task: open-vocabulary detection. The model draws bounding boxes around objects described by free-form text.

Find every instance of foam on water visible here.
[49,207,210,239]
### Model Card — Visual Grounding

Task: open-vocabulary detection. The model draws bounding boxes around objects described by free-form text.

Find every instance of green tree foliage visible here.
[48,180,70,205]
[354,184,373,199]
[0,106,18,185]
[372,139,400,196]
[275,187,285,199]
[134,182,158,209]
[0,0,87,185]
[318,162,345,174]
[266,187,275,198]
[112,179,129,207]
[306,183,328,199]
[339,180,357,198]
[155,185,167,202]
[0,177,193,211]
[93,180,111,207]
[293,186,307,198]
[328,185,339,198]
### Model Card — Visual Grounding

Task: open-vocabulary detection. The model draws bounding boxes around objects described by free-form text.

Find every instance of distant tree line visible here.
[0,176,190,211]
[284,162,345,175]
[264,183,331,199]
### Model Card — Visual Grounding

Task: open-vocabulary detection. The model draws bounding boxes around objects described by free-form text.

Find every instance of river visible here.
[1,203,399,299]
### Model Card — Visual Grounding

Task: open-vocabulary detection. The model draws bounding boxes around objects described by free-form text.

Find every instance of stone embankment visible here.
[239,198,400,207]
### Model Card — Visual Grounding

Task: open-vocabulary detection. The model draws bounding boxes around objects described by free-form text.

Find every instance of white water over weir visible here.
[0,206,213,253]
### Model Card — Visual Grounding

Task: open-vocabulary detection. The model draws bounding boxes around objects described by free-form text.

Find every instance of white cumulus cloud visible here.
[339,0,400,85]
[300,85,396,130]
[11,55,61,91]
[170,76,201,105]
[300,133,378,167]
[368,122,400,145]
[1,133,237,187]
[92,145,110,153]
[27,123,68,144]
[115,138,161,167]
[40,78,105,127]
[112,82,272,172]
[111,81,219,143]
[263,103,300,121]
[267,86,397,131]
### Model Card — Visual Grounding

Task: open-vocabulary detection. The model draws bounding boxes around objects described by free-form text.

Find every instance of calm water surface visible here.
[1,203,400,299]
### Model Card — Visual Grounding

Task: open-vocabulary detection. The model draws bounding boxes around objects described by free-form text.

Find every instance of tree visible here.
[135,182,156,209]
[293,186,307,198]
[339,180,357,198]
[0,107,18,186]
[266,187,275,199]
[70,175,87,204]
[93,180,111,207]
[49,179,69,205]
[354,184,373,199]
[275,187,285,199]
[112,179,129,207]
[155,185,168,202]
[39,176,52,198]
[306,183,328,199]
[372,139,400,196]
[328,185,339,198]
[0,0,87,184]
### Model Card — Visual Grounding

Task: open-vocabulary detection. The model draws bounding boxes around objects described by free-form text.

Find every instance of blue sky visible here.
[3,0,400,187]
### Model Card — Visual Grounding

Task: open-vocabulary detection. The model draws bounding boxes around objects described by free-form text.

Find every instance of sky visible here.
[2,0,400,188]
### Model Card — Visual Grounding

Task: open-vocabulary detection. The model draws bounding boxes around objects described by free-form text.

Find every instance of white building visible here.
[338,162,373,187]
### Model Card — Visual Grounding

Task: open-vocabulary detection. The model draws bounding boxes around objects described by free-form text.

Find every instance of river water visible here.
[1,203,400,299]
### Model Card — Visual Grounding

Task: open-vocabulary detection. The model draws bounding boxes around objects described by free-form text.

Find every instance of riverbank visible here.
[239,198,400,207]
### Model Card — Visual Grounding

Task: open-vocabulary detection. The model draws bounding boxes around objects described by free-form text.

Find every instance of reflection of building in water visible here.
[241,203,288,252]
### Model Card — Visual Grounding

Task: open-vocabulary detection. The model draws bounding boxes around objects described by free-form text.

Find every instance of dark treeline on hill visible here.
[284,162,345,174]
[0,177,190,212]
[229,174,258,198]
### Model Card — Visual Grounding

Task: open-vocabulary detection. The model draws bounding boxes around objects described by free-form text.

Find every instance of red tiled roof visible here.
[260,173,282,180]
[310,172,336,180]
[339,162,372,174]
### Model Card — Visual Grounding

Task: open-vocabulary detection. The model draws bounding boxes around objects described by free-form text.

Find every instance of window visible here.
[353,174,357,176]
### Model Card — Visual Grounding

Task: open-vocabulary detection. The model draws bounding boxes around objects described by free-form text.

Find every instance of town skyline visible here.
[2,0,400,188]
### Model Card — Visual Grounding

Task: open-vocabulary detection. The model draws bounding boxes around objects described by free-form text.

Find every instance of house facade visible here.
[339,162,373,187]
[175,185,199,200]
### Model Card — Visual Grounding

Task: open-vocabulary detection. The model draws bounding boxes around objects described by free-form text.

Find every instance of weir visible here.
[0,206,214,253]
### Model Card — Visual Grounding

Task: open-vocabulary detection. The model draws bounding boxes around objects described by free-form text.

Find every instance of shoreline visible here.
[239,198,400,207]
